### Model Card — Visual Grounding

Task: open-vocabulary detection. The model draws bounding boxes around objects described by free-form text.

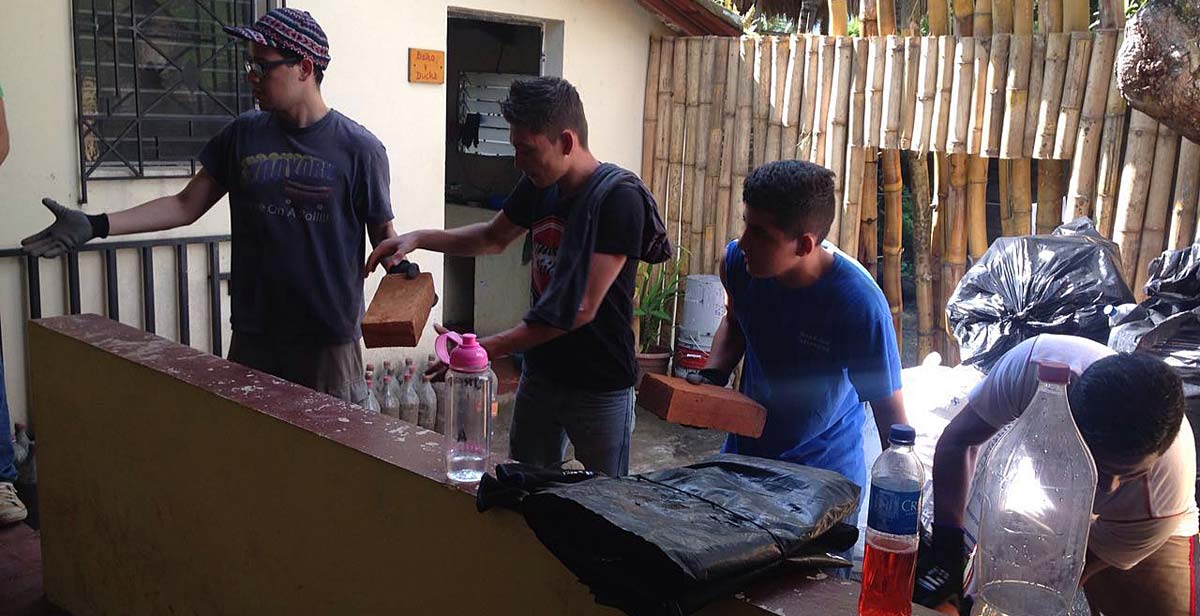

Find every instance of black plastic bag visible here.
[947,218,1134,371]
[518,454,860,616]
[1109,245,1200,505]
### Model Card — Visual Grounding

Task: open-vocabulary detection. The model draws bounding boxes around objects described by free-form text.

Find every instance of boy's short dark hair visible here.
[501,77,589,148]
[742,160,837,240]
[1069,353,1184,460]
[279,47,324,85]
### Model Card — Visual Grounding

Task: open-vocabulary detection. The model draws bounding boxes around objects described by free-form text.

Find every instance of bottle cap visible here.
[1036,361,1071,385]
[436,332,489,372]
[888,424,916,446]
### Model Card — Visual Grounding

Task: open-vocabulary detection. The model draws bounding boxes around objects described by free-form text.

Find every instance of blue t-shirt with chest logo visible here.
[721,240,902,491]
[199,109,393,343]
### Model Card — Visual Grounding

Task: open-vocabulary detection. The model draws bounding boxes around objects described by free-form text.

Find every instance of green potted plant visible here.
[633,253,684,379]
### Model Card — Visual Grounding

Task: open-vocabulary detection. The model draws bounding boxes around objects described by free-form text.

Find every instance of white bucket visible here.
[672,275,727,380]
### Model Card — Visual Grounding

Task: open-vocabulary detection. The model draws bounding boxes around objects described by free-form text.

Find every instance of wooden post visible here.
[1065,30,1117,221]
[1112,110,1161,285]
[1053,32,1092,160]
[932,36,956,152]
[642,37,662,185]
[668,38,688,259]
[1171,139,1200,249]
[912,37,939,152]
[783,36,805,161]
[1094,32,1127,238]
[1000,35,1031,159]
[861,0,880,280]
[1037,160,1066,233]
[813,37,837,164]
[731,37,754,241]
[717,38,740,263]
[702,37,728,275]
[753,37,771,168]
[1134,126,1180,297]
[1022,34,1046,159]
[1032,32,1070,159]
[827,36,853,247]
[881,35,905,149]
[900,36,920,150]
[843,38,870,258]
[681,38,703,278]
[652,39,675,210]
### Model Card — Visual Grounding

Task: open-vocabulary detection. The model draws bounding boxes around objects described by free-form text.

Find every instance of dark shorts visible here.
[228,332,367,405]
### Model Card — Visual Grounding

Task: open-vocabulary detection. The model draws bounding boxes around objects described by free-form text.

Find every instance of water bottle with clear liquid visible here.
[970,362,1097,616]
[380,375,400,417]
[861,424,925,616]
[435,331,492,483]
[363,377,381,413]
[399,372,420,425]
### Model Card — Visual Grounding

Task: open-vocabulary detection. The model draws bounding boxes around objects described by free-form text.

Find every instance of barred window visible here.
[72,0,269,199]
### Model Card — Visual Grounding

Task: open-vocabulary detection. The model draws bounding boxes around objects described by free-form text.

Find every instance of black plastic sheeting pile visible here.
[478,454,861,616]
[947,218,1135,371]
[1109,245,1200,502]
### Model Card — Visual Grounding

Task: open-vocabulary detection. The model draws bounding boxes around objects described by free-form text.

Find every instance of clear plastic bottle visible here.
[365,363,375,384]
[380,375,400,418]
[970,362,1097,616]
[417,374,437,429]
[399,372,420,425]
[861,424,925,616]
[363,377,381,413]
[377,361,393,400]
[436,332,492,483]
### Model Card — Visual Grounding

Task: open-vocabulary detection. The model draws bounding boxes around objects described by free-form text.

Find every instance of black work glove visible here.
[21,198,107,258]
[685,368,732,387]
[915,524,967,607]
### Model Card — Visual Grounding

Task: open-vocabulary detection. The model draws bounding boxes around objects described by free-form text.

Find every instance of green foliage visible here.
[634,252,687,354]
[848,16,864,36]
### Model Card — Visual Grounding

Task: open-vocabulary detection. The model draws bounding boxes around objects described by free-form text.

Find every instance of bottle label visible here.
[867,484,921,535]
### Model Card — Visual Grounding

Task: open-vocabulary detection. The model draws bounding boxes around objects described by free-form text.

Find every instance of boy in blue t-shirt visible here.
[692,160,906,493]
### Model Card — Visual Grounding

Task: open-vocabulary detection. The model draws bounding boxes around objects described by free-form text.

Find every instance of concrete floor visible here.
[491,394,728,474]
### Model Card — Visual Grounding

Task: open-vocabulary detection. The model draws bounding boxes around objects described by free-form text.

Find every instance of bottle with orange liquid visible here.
[860,424,925,616]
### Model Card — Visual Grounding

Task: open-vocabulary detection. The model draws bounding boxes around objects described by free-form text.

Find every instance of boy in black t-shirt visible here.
[368,77,670,476]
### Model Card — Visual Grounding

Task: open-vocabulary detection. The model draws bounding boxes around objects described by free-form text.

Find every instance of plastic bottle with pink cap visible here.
[435,330,493,483]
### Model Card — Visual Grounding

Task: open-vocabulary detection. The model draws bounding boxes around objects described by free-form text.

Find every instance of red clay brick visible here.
[361,273,436,348]
[637,373,766,437]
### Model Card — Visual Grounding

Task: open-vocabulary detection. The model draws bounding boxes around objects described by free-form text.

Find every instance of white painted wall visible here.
[0,0,667,425]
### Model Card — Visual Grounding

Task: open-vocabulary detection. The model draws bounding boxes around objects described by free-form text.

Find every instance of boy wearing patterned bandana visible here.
[22,8,396,404]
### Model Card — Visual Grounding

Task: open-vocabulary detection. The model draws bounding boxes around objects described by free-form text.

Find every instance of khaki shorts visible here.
[1084,535,1197,616]
[228,332,367,405]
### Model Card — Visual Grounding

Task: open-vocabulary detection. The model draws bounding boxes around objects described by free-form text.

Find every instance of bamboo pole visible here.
[1000,35,1031,159]
[999,160,1014,236]
[753,37,771,168]
[1032,32,1069,158]
[652,39,675,209]
[968,37,991,155]
[1010,160,1033,234]
[642,37,662,185]
[668,38,688,261]
[900,36,920,150]
[731,37,754,240]
[945,153,968,363]
[881,35,905,149]
[1066,30,1117,220]
[913,37,938,152]
[1014,0,1032,33]
[843,38,870,258]
[1022,34,1046,159]
[912,151,935,360]
[766,37,787,163]
[681,38,703,278]
[1171,139,1200,249]
[948,39,976,154]
[799,35,819,155]
[813,37,836,165]
[980,34,1010,158]
[932,36,956,152]
[703,37,728,275]
[933,154,949,355]
[1053,32,1092,160]
[865,37,886,150]
[1094,32,1127,238]
[862,154,880,277]
[783,36,805,160]
[1037,160,1066,232]
[1134,125,1180,297]
[1063,0,1091,32]
[1112,109,1161,285]
[716,38,740,263]
[1040,0,1064,35]
[827,36,853,247]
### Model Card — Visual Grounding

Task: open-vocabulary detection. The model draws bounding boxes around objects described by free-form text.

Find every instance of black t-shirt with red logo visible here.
[502,175,645,391]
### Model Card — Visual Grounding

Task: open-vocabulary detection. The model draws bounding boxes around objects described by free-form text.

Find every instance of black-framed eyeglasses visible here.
[244,57,300,79]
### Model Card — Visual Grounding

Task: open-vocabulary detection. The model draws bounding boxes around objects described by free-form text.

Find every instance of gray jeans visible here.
[228,332,367,405]
[508,368,635,477]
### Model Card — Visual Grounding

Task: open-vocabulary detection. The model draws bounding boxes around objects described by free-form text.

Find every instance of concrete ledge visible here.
[28,314,934,616]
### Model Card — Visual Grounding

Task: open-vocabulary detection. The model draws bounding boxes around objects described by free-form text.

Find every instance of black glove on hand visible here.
[21,198,107,258]
[685,368,731,387]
